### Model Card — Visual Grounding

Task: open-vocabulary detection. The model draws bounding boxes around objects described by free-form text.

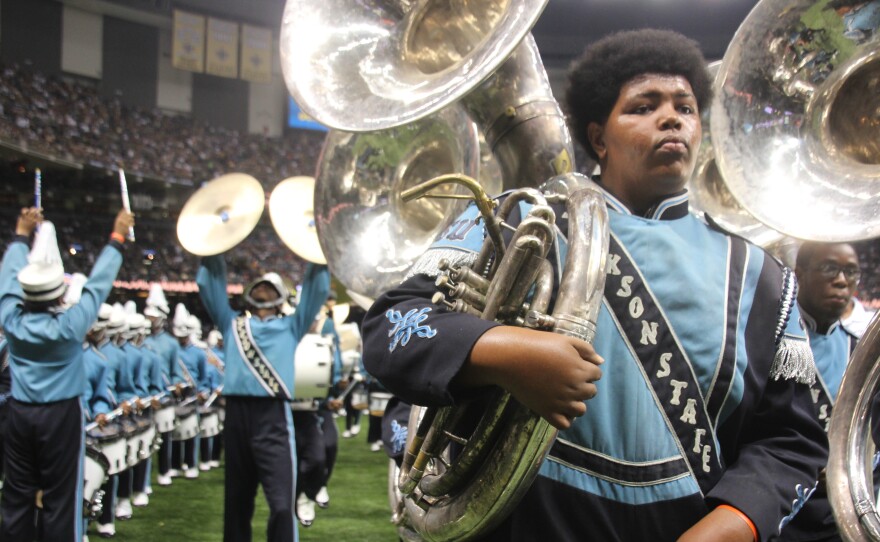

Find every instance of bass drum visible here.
[294,334,333,401]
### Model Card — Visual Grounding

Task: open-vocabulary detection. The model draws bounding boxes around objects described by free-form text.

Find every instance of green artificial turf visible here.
[95,417,398,541]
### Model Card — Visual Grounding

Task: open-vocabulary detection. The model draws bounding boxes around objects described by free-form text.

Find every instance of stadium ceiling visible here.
[98,0,760,69]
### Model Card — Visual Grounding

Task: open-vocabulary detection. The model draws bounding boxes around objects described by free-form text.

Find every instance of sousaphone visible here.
[176,173,265,256]
[280,1,586,540]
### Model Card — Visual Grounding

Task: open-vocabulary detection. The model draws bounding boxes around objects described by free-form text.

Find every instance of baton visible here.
[118,168,135,242]
[34,168,41,209]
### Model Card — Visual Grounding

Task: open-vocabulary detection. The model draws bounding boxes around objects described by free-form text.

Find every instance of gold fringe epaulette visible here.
[770,334,816,385]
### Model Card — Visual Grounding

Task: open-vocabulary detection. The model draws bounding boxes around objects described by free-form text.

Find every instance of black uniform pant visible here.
[157,430,173,474]
[0,398,83,542]
[293,410,324,500]
[343,389,361,430]
[224,397,297,542]
[318,408,338,487]
[172,436,199,470]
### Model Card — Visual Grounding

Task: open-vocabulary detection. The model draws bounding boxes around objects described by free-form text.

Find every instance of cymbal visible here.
[332,303,350,326]
[269,176,327,264]
[177,173,265,256]
[346,289,374,311]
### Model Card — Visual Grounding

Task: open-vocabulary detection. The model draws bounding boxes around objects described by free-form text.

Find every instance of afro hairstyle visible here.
[564,29,713,161]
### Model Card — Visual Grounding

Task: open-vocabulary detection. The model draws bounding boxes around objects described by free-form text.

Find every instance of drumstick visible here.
[118,168,136,242]
[34,168,41,209]
[204,385,224,408]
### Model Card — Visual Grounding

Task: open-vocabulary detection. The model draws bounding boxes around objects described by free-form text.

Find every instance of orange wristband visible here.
[110,232,125,243]
[716,504,758,542]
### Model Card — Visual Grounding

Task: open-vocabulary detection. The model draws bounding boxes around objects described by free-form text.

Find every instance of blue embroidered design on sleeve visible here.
[778,481,818,533]
[386,307,438,353]
[390,420,408,456]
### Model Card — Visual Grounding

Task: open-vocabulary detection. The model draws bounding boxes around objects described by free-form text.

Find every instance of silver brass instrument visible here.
[396,174,608,541]
[280,0,600,538]
[828,313,880,541]
[706,0,880,539]
[711,0,880,243]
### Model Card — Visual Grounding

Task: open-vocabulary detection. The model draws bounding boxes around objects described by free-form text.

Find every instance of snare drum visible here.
[83,446,109,519]
[351,385,369,411]
[154,404,176,433]
[132,417,158,463]
[369,392,393,417]
[88,425,127,476]
[172,404,200,441]
[199,407,222,438]
[294,334,333,401]
[120,418,144,468]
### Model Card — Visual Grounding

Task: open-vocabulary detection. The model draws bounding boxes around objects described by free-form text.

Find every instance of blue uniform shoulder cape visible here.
[362,188,827,541]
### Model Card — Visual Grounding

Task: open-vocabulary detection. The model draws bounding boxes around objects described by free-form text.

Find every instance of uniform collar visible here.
[594,177,690,220]
[799,305,841,336]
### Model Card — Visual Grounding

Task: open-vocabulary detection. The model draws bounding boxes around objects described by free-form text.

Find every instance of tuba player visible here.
[361,29,827,541]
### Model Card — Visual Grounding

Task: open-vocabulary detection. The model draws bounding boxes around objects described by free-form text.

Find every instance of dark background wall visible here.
[192,72,248,131]
[1,0,62,74]
[102,16,159,109]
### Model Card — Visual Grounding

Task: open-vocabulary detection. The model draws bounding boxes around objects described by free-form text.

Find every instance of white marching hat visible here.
[105,303,127,336]
[243,272,288,309]
[91,303,114,332]
[144,283,170,319]
[18,221,65,302]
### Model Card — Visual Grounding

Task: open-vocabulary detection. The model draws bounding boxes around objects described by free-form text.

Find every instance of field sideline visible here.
[95,416,399,541]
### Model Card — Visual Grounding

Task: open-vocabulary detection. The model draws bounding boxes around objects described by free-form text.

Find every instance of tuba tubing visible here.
[398,175,609,541]
[827,312,880,541]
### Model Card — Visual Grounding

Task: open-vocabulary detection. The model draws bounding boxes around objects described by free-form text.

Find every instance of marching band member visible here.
[200,333,224,471]
[172,307,209,479]
[92,305,127,538]
[0,207,131,542]
[143,283,186,486]
[111,304,143,522]
[129,313,163,508]
[361,29,827,541]
[294,294,346,526]
[315,295,344,509]
[66,275,114,427]
[780,242,863,541]
[196,259,329,542]
[206,328,225,468]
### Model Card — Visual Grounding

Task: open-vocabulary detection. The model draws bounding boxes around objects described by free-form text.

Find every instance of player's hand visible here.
[15,207,42,236]
[96,413,108,428]
[461,326,603,430]
[113,209,135,238]
[327,399,343,411]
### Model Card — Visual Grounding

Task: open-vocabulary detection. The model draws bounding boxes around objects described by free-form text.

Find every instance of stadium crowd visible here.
[0,62,324,188]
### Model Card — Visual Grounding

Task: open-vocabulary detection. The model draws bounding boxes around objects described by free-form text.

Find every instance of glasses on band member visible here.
[812,262,861,282]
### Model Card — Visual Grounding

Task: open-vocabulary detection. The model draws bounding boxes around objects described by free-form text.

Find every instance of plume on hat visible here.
[62,273,88,307]
[17,221,66,302]
[144,283,170,318]
[172,303,191,338]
